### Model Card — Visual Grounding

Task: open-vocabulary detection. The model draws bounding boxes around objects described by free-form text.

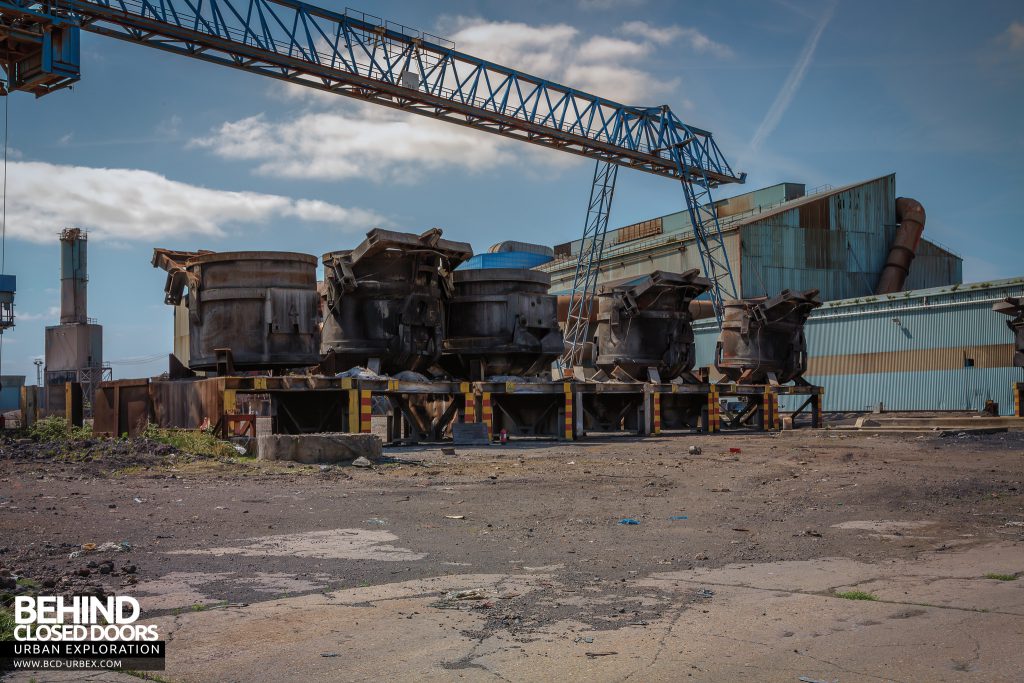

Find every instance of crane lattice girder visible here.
[0,0,744,186]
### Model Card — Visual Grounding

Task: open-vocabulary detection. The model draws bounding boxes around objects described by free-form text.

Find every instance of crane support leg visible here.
[676,174,737,326]
[560,159,618,369]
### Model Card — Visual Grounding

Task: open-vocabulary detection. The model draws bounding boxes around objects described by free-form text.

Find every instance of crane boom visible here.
[0,0,743,186]
[0,0,745,331]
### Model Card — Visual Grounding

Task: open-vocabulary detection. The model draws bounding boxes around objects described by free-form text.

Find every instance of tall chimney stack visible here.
[59,228,88,324]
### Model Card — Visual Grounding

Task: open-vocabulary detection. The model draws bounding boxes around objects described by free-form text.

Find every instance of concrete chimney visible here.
[59,228,88,323]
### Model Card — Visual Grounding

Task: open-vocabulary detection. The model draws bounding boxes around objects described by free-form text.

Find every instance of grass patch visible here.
[16,577,40,590]
[28,416,92,442]
[143,424,239,459]
[984,573,1018,581]
[190,603,207,612]
[834,590,877,601]
[0,607,15,641]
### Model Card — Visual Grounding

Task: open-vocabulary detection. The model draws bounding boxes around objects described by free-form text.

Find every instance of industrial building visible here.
[695,278,1024,414]
[541,174,961,300]
[539,174,1023,414]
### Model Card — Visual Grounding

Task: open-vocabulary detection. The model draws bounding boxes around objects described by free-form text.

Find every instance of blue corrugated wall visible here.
[694,278,1024,415]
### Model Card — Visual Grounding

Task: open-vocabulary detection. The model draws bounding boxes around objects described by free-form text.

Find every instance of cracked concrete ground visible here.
[2,428,1024,681]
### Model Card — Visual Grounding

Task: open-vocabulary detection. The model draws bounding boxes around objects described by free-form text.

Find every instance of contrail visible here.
[750,1,837,151]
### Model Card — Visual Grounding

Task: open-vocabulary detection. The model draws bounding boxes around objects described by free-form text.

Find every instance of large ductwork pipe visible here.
[876,197,926,295]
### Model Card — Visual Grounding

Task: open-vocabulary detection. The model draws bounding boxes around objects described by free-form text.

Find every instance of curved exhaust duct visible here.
[876,197,926,294]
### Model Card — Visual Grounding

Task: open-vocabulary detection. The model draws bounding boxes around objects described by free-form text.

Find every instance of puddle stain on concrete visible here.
[167,528,427,561]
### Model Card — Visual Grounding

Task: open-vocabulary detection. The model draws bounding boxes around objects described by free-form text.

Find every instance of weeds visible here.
[27,416,91,442]
[834,590,877,601]
[0,607,15,641]
[984,573,1018,581]
[143,424,238,459]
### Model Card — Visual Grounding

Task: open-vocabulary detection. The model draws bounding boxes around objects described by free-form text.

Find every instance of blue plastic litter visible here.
[669,515,688,520]
[618,518,640,525]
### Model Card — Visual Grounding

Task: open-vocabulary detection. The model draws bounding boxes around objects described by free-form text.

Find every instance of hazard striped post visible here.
[563,383,574,441]
[652,391,662,435]
[359,389,372,433]
[461,383,476,423]
[1015,383,1023,418]
[707,386,720,433]
[763,387,779,431]
[481,392,493,440]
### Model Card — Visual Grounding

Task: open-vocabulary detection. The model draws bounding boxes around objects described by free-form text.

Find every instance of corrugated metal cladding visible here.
[551,182,802,258]
[693,278,1024,415]
[459,251,553,270]
[547,231,742,294]
[542,174,963,305]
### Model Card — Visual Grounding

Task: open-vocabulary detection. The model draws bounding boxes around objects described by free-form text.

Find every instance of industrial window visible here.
[964,357,975,368]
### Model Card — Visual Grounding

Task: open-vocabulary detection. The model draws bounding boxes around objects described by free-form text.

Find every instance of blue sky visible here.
[1,0,1022,383]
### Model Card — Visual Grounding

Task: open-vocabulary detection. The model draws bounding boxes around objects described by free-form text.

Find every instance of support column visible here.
[563,383,574,441]
[651,391,662,435]
[461,383,476,423]
[359,389,372,434]
[481,392,493,441]
[708,386,720,433]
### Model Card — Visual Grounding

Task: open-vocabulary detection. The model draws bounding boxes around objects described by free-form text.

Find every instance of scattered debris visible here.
[618,518,640,525]
[798,677,837,683]
[352,456,373,468]
[445,515,465,520]
[573,636,595,644]
[695,588,715,599]
[69,541,131,559]
[688,445,702,455]
[669,515,688,520]
[441,447,456,456]
[729,447,742,454]
[585,652,617,658]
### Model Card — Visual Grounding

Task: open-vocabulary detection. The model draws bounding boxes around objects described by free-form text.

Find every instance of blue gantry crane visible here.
[0,0,745,367]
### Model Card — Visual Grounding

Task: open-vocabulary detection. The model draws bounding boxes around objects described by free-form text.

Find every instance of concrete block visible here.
[452,422,489,445]
[257,433,382,464]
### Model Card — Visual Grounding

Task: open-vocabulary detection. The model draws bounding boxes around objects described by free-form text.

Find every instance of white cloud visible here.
[563,63,674,104]
[448,19,578,79]
[1002,21,1024,50]
[577,35,651,63]
[192,108,515,182]
[749,2,836,151]
[620,21,733,58]
[195,16,728,182]
[3,160,386,244]
[13,306,60,322]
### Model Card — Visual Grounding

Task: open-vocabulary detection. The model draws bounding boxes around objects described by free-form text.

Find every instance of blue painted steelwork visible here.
[0,0,742,184]
[0,0,745,337]
[0,5,79,95]
[0,374,25,410]
[0,273,13,330]
[458,251,552,270]
[694,277,1024,415]
[562,160,617,367]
